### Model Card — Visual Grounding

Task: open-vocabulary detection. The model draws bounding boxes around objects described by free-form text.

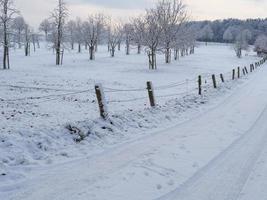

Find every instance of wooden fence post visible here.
[238,67,240,78]
[198,75,202,95]
[220,74,224,83]
[252,64,255,71]
[232,69,235,80]
[242,68,246,76]
[212,75,217,89]
[245,67,248,74]
[95,83,108,120]
[147,81,156,107]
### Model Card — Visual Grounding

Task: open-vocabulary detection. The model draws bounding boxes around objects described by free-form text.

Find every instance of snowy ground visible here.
[0,42,266,200]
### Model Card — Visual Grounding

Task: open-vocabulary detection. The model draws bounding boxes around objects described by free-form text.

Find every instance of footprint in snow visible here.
[156,184,162,190]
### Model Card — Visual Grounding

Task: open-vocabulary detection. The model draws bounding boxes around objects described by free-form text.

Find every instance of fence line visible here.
[1,57,266,120]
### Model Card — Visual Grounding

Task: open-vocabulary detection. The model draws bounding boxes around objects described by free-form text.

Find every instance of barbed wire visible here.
[0,84,82,92]
[1,89,94,103]
[107,96,148,104]
[103,86,147,93]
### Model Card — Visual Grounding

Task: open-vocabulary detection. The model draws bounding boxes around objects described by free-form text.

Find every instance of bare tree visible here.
[174,24,197,60]
[74,17,83,53]
[82,14,105,60]
[123,23,133,55]
[12,16,25,48]
[108,23,123,57]
[132,18,143,54]
[50,0,68,65]
[39,19,51,41]
[66,20,76,50]
[31,31,41,50]
[0,0,17,69]
[136,11,163,70]
[157,0,187,63]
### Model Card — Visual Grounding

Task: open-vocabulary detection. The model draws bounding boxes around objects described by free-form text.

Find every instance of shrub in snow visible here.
[254,35,267,56]
[65,124,89,142]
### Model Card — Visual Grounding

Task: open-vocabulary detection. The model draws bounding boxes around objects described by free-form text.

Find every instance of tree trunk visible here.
[165,47,171,64]
[137,44,141,54]
[25,43,29,56]
[89,45,95,60]
[3,46,7,69]
[3,23,8,69]
[95,43,98,52]
[37,39,40,48]
[126,40,130,55]
[45,32,48,41]
[18,30,21,49]
[78,43,81,53]
[111,47,115,57]
[118,42,121,51]
[174,49,179,60]
[33,40,36,52]
[148,49,157,70]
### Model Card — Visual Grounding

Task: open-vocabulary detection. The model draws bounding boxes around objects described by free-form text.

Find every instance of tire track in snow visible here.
[157,104,267,200]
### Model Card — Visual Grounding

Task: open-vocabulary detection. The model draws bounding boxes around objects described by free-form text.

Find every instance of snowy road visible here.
[3,65,267,199]
[158,102,267,200]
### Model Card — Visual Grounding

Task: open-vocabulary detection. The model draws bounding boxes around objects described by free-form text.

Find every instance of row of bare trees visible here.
[37,0,197,69]
[0,0,197,70]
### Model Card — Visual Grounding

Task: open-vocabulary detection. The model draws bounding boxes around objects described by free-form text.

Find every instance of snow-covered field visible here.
[1,43,266,200]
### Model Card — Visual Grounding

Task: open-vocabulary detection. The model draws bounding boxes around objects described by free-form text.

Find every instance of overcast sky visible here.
[15,0,267,28]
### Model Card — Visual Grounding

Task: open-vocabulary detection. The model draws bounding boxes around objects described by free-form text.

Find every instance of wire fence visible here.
[0,57,266,119]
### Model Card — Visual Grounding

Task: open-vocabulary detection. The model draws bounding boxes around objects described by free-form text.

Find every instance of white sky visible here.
[15,0,267,28]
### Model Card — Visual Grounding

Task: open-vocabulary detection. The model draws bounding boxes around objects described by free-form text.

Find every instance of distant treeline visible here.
[191,18,267,44]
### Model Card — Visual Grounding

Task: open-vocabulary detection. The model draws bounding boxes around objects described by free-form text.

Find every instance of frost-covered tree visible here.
[74,17,83,53]
[132,18,143,54]
[157,0,187,63]
[223,27,234,43]
[174,24,197,59]
[123,23,134,55]
[50,0,68,65]
[31,31,40,51]
[234,29,252,58]
[108,23,123,57]
[66,20,76,50]
[82,14,105,60]
[39,19,51,41]
[0,0,18,69]
[254,35,267,56]
[200,24,214,45]
[12,16,25,48]
[135,11,163,69]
